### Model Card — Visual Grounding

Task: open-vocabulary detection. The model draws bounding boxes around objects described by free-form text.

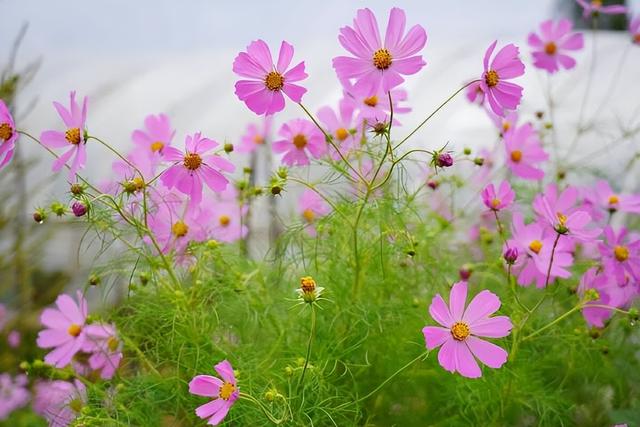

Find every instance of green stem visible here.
[297,304,316,389]
[240,392,289,425]
[522,304,583,342]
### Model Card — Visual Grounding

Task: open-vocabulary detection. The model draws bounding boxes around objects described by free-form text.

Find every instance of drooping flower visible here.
[298,189,331,237]
[317,98,360,160]
[33,379,86,427]
[237,116,273,154]
[480,41,525,117]
[481,180,515,211]
[40,91,88,180]
[161,132,235,206]
[504,123,548,180]
[422,281,512,378]
[333,8,427,96]
[83,323,123,380]
[576,0,627,18]
[272,119,326,166]
[233,40,307,115]
[631,16,640,45]
[0,100,18,169]
[132,113,175,162]
[189,360,239,426]
[528,19,584,73]
[466,81,485,106]
[598,226,640,286]
[0,374,29,421]
[36,291,88,368]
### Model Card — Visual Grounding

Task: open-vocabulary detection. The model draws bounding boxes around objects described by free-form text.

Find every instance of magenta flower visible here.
[37,291,88,368]
[0,100,18,169]
[576,0,626,18]
[233,40,307,115]
[83,323,123,380]
[298,189,331,237]
[189,360,239,426]
[504,123,548,180]
[40,91,88,180]
[466,81,485,106]
[423,281,512,378]
[0,374,29,421]
[161,132,235,206]
[480,41,525,117]
[237,116,273,154]
[317,98,360,160]
[333,8,427,96]
[528,19,584,73]
[272,119,326,166]
[132,113,175,161]
[33,379,86,427]
[578,267,614,327]
[481,180,515,211]
[599,226,640,286]
[631,16,640,45]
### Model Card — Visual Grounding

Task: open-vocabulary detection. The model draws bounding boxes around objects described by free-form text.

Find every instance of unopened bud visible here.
[436,152,454,168]
[473,157,485,166]
[88,274,100,286]
[463,147,472,155]
[70,183,85,196]
[276,167,288,179]
[33,208,47,224]
[459,266,472,281]
[72,201,87,217]
[503,247,519,265]
[224,143,234,153]
[427,180,439,190]
[271,185,282,196]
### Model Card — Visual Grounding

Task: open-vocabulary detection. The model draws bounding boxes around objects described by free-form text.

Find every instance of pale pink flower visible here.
[272,119,326,166]
[343,82,410,126]
[466,81,485,106]
[480,41,525,117]
[586,180,640,216]
[189,360,239,426]
[631,16,640,45]
[237,116,273,154]
[298,189,331,237]
[0,374,29,420]
[203,188,249,243]
[481,180,515,211]
[534,185,601,241]
[423,281,512,378]
[488,110,518,135]
[576,0,627,18]
[83,323,123,380]
[0,99,18,169]
[504,123,548,180]
[528,19,584,73]
[317,98,361,160]
[8,330,21,348]
[131,113,175,163]
[33,379,86,427]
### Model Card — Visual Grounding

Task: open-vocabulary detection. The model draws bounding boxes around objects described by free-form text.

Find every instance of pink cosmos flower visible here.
[204,188,249,243]
[0,374,29,421]
[481,180,515,211]
[576,0,627,18]
[161,132,235,206]
[33,379,86,427]
[237,116,273,154]
[578,267,614,327]
[587,180,640,216]
[132,113,175,162]
[344,82,411,126]
[489,110,518,136]
[8,330,21,348]
[0,100,18,169]
[317,98,360,160]
[233,40,307,115]
[631,16,640,45]
[528,19,584,73]
[466,81,485,106]
[189,360,239,426]
[534,185,601,241]
[422,281,512,378]
[36,291,88,368]
[333,8,427,96]
[599,226,640,285]
[504,123,548,180]
[83,323,123,380]
[272,119,326,166]
[480,41,525,117]
[40,91,88,180]
[298,189,331,237]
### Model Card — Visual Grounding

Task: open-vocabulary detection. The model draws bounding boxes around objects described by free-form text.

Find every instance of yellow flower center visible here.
[219,215,231,227]
[253,135,265,145]
[556,212,567,226]
[219,382,236,400]
[544,42,557,55]
[302,208,315,223]
[591,0,602,7]
[0,122,13,141]
[502,121,511,132]
[107,336,119,352]
[510,150,523,163]
[65,127,82,145]
[335,128,349,141]
[529,239,543,254]
[183,152,202,170]
[264,71,284,91]
[150,141,164,152]
[300,276,316,293]
[172,220,189,237]
[69,398,83,413]
[372,48,392,70]
[614,245,629,262]
[133,177,145,191]
[450,322,470,341]
[67,323,82,337]
[292,134,307,149]
[490,198,501,209]
[608,195,619,206]
[485,70,499,87]
[363,96,378,107]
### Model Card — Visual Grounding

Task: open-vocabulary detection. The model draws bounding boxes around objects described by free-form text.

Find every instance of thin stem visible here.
[240,392,289,425]
[492,209,508,246]
[522,304,583,342]
[297,304,316,389]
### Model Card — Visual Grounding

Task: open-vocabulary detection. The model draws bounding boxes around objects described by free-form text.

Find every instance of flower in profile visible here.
[631,16,640,45]
[83,323,123,380]
[504,123,548,180]
[465,81,485,106]
[189,360,239,426]
[481,181,515,211]
[40,91,88,180]
[575,0,627,18]
[534,185,601,241]
[480,41,525,117]
[237,116,272,154]
[33,379,86,427]
[36,291,88,368]
[333,8,427,96]
[272,119,326,166]
[161,132,235,206]
[422,281,512,378]
[132,113,175,161]
[298,189,331,237]
[296,276,324,304]
[317,99,360,160]
[0,100,18,169]
[233,40,307,115]
[598,226,640,286]
[0,374,29,420]
[528,19,584,73]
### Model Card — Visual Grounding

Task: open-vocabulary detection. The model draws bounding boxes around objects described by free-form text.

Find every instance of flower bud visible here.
[436,153,454,168]
[372,122,388,136]
[503,247,519,265]
[276,167,288,179]
[33,208,47,224]
[427,180,439,190]
[72,201,87,217]
[584,288,600,302]
[459,266,472,281]
[88,274,100,287]
[628,307,639,322]
[51,201,66,217]
[297,276,324,304]
[271,185,282,196]
[463,147,472,155]
[473,157,485,166]
[70,183,85,196]
[243,167,253,174]
[224,143,234,153]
